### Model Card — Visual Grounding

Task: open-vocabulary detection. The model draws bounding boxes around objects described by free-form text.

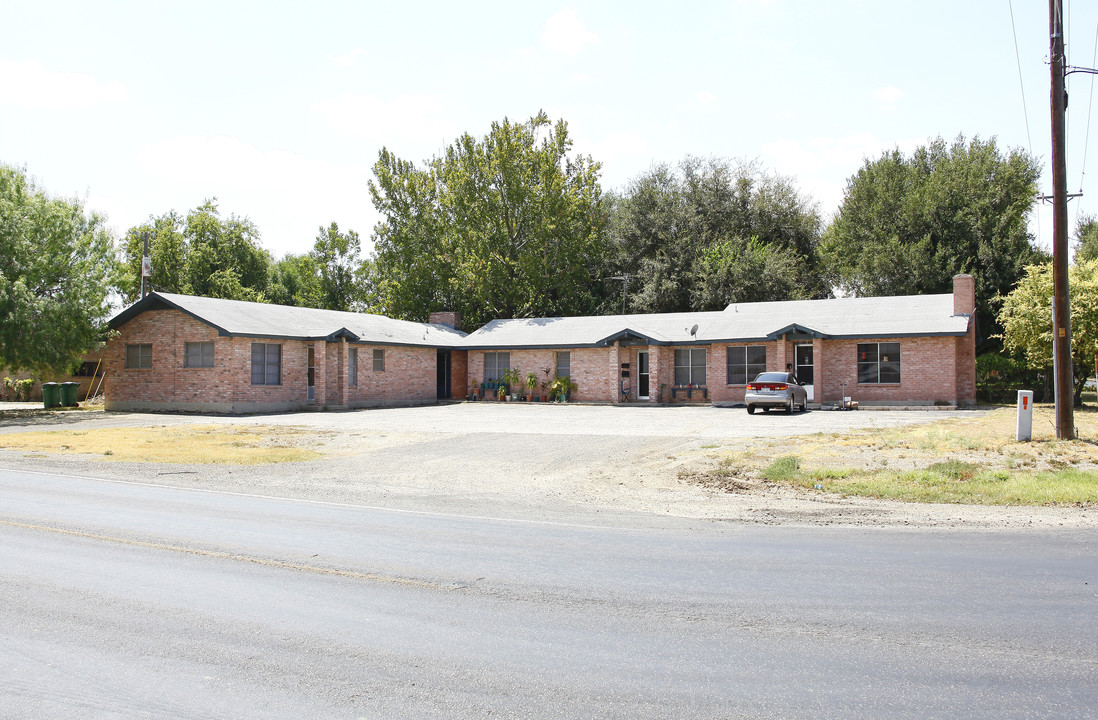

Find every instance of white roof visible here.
[111,293,468,348]
[462,294,969,348]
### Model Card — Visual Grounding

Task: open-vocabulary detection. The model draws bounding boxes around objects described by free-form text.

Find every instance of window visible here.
[726,346,766,385]
[73,361,102,377]
[250,343,281,385]
[372,348,385,372]
[183,341,214,368]
[555,351,571,378]
[674,348,707,386]
[483,351,510,383]
[125,344,152,369]
[348,348,358,387]
[857,342,900,384]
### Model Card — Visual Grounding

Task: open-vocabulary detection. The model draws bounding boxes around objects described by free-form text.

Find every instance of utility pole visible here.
[1050,0,1074,439]
[609,274,631,315]
[140,231,151,299]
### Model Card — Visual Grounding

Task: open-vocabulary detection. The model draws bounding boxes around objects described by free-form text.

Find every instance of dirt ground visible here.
[1,402,1094,530]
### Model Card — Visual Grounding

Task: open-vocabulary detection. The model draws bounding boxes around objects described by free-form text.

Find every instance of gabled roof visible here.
[109,292,468,348]
[461,293,969,349]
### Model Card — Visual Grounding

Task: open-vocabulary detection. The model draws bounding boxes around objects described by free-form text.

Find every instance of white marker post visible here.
[1016,390,1034,442]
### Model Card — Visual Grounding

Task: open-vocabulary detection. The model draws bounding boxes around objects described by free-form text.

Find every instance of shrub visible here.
[2,377,35,401]
[976,352,1046,403]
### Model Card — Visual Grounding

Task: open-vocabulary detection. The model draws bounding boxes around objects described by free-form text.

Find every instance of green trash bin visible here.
[60,381,80,407]
[42,382,61,409]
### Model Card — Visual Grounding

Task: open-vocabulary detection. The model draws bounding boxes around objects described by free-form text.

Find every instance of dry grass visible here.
[691,404,1098,506]
[0,424,323,464]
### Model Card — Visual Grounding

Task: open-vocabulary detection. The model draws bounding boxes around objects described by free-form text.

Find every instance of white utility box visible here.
[1016,390,1034,442]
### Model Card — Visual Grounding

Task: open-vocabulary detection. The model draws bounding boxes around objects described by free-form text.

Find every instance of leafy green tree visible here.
[604,156,826,314]
[119,200,271,303]
[311,222,365,311]
[1074,214,1098,264]
[369,111,605,327]
[119,212,187,299]
[998,260,1098,404]
[0,164,117,375]
[821,135,1045,345]
[183,201,270,301]
[267,253,321,308]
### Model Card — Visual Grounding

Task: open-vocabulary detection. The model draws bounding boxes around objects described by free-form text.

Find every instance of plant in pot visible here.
[549,375,577,403]
[505,368,520,401]
[470,378,478,401]
[526,372,538,401]
[496,380,508,401]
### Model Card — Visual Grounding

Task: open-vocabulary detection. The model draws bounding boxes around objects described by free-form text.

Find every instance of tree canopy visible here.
[1074,214,1098,264]
[119,200,271,304]
[602,157,826,314]
[0,164,117,376]
[267,222,371,311]
[368,111,606,327]
[821,135,1045,345]
[998,260,1098,404]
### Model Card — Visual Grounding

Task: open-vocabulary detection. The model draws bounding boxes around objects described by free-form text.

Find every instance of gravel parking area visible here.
[2,402,1094,529]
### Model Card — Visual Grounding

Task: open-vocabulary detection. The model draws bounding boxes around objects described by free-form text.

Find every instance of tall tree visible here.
[311,222,365,311]
[267,253,321,308]
[369,111,605,327]
[0,164,117,375]
[821,135,1045,344]
[998,260,1098,404]
[1074,214,1098,264]
[603,156,825,314]
[119,200,271,303]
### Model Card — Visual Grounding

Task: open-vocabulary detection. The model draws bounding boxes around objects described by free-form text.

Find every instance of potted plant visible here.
[549,375,577,402]
[526,372,538,401]
[497,380,508,401]
[541,366,553,402]
[470,378,479,401]
[505,368,520,401]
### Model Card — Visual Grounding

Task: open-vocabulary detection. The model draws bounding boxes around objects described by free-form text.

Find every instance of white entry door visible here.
[637,351,650,399]
[795,344,814,402]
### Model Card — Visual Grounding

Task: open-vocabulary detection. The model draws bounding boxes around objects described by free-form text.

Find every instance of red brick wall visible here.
[346,344,439,407]
[820,336,959,406]
[467,348,616,402]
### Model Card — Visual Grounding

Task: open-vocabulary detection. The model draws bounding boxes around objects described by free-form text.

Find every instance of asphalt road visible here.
[3,468,1096,718]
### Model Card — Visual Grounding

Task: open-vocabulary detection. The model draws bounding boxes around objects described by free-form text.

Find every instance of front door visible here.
[795,344,814,402]
[638,351,650,399]
[307,346,315,402]
[436,349,451,399]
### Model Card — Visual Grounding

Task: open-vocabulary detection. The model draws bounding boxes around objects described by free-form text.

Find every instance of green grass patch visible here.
[804,466,1098,505]
[762,456,800,483]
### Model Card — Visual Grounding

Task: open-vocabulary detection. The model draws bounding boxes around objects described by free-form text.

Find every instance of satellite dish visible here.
[689,324,699,337]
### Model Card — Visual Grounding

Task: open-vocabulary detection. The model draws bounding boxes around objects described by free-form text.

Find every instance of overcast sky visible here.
[2,1,1096,259]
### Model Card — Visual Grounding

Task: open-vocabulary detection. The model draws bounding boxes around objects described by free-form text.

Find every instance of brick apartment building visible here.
[104,275,977,412]
[104,293,467,413]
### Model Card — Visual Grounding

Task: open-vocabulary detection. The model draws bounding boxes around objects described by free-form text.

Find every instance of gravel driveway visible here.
[1,402,1093,530]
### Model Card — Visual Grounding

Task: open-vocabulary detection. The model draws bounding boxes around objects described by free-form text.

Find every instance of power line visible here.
[1008,0,1035,154]
[1075,19,1098,225]
[1008,0,1042,244]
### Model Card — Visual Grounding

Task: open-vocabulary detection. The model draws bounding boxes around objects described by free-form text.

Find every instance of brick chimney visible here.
[429,311,461,330]
[952,274,975,316]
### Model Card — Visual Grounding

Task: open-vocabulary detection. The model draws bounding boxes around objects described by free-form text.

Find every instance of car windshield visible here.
[753,372,790,383]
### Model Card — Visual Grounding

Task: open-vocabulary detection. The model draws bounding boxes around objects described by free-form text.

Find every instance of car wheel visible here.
[747,405,755,415]
[787,397,794,414]
[762,407,770,413]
